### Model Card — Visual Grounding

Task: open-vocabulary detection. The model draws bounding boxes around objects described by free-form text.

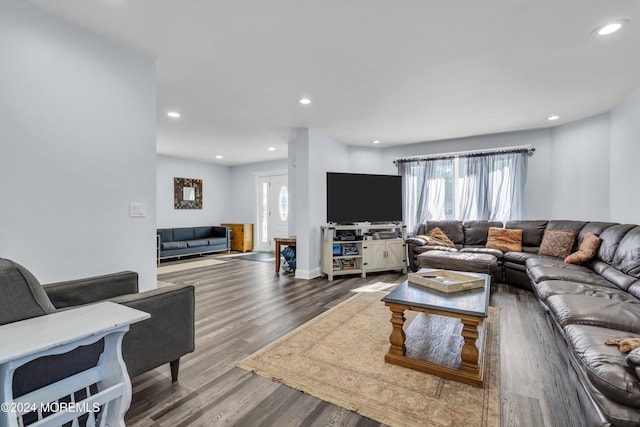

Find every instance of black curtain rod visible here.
[393,145,535,165]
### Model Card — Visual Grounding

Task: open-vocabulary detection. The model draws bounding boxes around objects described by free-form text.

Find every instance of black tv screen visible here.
[326,172,403,224]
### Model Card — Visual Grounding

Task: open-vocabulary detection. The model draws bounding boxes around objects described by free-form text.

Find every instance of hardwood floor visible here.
[126,256,583,427]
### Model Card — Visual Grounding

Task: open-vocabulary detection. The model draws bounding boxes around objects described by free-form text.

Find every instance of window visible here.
[261,182,268,243]
[278,186,288,221]
[398,149,529,234]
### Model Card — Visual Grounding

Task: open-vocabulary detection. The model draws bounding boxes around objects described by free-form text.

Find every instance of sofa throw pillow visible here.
[485,227,523,252]
[605,337,640,353]
[425,228,456,248]
[564,232,602,264]
[538,229,577,259]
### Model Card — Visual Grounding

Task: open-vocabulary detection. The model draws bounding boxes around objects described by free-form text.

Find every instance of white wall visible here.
[156,155,231,228]
[0,0,157,290]
[291,128,349,278]
[550,114,610,221]
[228,159,289,223]
[373,103,638,224]
[347,146,384,174]
[610,87,640,224]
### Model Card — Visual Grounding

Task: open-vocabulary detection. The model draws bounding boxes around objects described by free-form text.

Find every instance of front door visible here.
[257,174,289,252]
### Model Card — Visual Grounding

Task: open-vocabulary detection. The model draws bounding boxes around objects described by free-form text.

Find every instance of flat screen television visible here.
[326,172,403,224]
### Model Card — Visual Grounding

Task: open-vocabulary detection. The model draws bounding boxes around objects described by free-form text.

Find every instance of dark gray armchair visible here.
[0,258,195,397]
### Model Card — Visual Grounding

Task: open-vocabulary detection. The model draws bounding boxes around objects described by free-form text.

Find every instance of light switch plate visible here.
[129,202,146,217]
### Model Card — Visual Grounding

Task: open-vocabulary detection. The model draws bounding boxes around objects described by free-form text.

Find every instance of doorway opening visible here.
[256,173,289,252]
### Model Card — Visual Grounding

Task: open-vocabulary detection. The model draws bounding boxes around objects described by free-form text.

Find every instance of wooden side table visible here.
[274,236,296,273]
[221,223,254,252]
[0,302,149,427]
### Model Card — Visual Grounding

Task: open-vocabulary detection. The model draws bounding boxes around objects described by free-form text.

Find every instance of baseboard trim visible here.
[295,267,322,280]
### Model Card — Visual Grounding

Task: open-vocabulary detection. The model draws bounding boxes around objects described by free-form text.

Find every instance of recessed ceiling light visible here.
[268,147,276,151]
[299,98,311,105]
[215,155,223,159]
[167,111,180,118]
[547,115,560,121]
[372,140,381,144]
[594,20,627,36]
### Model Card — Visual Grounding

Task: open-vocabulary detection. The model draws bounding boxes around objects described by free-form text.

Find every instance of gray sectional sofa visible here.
[407,220,640,426]
[157,226,231,260]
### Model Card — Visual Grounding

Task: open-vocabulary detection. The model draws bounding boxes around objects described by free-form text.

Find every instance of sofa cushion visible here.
[565,324,640,408]
[193,226,213,239]
[533,280,621,304]
[460,246,504,260]
[426,227,456,248]
[186,239,210,248]
[503,252,551,277]
[417,250,498,275]
[527,263,613,288]
[526,256,585,270]
[591,260,640,292]
[408,234,456,247]
[420,221,464,246]
[628,280,640,302]
[486,227,522,252]
[161,241,188,250]
[578,222,618,246]
[208,237,228,246]
[565,232,602,265]
[547,293,640,331]
[597,224,637,264]
[505,220,548,248]
[172,227,195,241]
[413,245,458,255]
[611,226,640,278]
[546,220,587,234]
[158,228,174,243]
[462,221,503,246]
[504,251,550,266]
[538,229,577,259]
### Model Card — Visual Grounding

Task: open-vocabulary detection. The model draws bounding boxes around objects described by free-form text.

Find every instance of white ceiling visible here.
[28,0,640,166]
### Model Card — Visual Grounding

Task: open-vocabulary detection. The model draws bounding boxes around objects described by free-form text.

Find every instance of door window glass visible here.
[279,186,288,221]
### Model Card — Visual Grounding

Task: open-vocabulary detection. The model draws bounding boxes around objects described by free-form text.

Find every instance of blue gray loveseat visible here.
[157,226,231,261]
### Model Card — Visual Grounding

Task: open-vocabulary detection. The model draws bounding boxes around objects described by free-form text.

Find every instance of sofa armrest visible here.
[406,237,426,246]
[110,284,195,378]
[43,271,139,309]
[627,348,640,379]
[211,226,230,238]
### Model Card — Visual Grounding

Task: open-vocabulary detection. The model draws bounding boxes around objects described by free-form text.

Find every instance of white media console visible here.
[320,224,407,281]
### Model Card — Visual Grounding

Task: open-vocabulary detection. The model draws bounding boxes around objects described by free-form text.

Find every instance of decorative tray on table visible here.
[408,270,485,293]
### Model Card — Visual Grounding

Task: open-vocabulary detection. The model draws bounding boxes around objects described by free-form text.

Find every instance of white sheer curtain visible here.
[399,158,454,235]
[457,152,527,222]
[398,149,528,231]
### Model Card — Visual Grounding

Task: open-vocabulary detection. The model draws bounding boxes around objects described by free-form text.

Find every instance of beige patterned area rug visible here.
[237,290,500,427]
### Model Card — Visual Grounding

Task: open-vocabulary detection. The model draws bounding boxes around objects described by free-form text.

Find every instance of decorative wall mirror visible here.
[174,177,202,209]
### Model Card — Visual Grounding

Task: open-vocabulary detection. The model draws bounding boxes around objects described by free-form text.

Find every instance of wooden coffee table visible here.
[381,269,490,387]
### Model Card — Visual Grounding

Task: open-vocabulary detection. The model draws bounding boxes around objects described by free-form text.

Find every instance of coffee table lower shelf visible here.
[384,304,488,387]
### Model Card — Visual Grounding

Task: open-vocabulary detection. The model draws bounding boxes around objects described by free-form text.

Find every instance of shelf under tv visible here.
[321,224,407,281]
